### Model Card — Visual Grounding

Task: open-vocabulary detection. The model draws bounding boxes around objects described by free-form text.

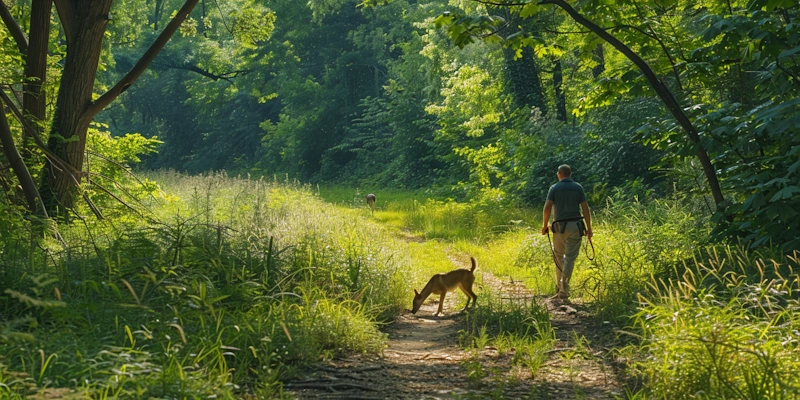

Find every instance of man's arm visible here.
[542,200,553,235]
[580,201,592,239]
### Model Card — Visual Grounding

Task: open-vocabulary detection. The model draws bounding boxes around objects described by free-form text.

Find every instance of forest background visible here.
[1,0,799,398]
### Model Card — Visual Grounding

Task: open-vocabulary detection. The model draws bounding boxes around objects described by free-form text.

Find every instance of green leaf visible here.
[434,13,454,29]
[520,3,539,18]
[769,186,800,202]
[777,203,798,222]
[786,159,800,176]
[620,70,641,83]
[778,46,800,59]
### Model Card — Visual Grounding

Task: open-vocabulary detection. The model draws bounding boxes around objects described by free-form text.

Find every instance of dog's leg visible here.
[463,283,477,310]
[436,293,446,316]
[458,285,472,311]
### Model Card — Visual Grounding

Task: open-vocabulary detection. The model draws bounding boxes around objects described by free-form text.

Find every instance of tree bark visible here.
[41,0,114,212]
[41,0,199,213]
[544,0,726,209]
[22,0,53,155]
[553,59,567,122]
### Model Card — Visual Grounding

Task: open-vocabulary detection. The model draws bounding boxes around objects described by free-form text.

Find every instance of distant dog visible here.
[366,193,376,214]
[412,257,478,316]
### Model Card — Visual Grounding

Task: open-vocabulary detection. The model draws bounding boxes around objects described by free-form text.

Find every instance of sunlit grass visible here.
[0,172,417,398]
[4,177,785,398]
[629,246,800,399]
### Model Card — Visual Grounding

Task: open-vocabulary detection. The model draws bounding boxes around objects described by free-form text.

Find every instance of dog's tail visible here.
[470,256,477,272]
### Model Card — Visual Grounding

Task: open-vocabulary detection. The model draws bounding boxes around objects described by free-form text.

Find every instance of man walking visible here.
[541,164,593,300]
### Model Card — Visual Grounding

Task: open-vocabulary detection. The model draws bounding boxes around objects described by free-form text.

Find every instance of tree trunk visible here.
[507,47,547,113]
[41,0,113,212]
[491,7,547,114]
[22,0,53,155]
[591,44,604,78]
[545,0,726,210]
[553,59,567,122]
[41,0,199,214]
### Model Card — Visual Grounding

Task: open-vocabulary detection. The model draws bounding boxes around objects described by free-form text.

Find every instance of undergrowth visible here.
[458,290,555,388]
[0,172,410,398]
[628,246,800,399]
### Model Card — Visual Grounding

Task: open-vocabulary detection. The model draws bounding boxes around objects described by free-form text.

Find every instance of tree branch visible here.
[87,0,200,117]
[167,64,249,83]
[539,0,726,209]
[52,0,76,43]
[0,0,28,54]
[478,20,511,39]
[0,103,39,212]
[776,57,800,87]
[474,0,527,6]
[0,87,81,178]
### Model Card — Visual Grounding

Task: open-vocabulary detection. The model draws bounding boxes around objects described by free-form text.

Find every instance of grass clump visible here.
[458,290,555,387]
[629,246,800,399]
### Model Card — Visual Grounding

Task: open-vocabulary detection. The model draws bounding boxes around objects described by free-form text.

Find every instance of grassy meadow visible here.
[1,173,799,398]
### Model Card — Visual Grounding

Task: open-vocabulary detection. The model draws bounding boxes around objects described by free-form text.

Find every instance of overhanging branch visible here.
[87,0,200,117]
[557,0,724,207]
[167,64,249,83]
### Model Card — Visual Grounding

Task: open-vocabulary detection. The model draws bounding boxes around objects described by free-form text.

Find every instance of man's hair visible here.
[558,164,572,177]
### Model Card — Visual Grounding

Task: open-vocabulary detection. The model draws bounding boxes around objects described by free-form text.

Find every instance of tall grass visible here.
[629,246,800,399]
[0,172,412,398]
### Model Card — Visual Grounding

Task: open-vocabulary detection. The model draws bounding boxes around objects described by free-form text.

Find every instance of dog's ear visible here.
[414,289,419,296]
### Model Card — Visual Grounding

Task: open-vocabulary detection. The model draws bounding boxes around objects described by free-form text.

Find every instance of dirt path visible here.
[286,233,629,398]
[477,273,628,399]
[285,284,472,399]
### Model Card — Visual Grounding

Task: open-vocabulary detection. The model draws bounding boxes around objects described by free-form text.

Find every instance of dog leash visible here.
[545,224,596,267]
[545,227,563,273]
[584,236,595,261]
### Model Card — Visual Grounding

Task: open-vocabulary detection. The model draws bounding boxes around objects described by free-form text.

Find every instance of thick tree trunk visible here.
[41,0,199,214]
[22,0,53,154]
[545,0,726,210]
[553,59,567,122]
[492,7,547,114]
[41,0,113,212]
[503,46,547,113]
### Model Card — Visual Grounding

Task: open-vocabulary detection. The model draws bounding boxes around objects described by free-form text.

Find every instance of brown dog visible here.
[366,193,376,214]
[412,257,478,316]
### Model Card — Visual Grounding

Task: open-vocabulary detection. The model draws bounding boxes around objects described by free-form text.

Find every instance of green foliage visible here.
[630,246,800,399]
[583,193,711,323]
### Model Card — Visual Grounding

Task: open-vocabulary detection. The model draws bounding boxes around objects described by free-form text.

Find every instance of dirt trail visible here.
[286,250,628,399]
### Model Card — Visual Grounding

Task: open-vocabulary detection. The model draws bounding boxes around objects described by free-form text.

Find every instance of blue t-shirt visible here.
[546,178,587,222]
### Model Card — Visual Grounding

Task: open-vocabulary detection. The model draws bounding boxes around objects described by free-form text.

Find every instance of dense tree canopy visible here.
[1,0,799,249]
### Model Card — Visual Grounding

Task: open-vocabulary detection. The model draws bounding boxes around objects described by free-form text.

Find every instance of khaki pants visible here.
[551,221,582,296]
